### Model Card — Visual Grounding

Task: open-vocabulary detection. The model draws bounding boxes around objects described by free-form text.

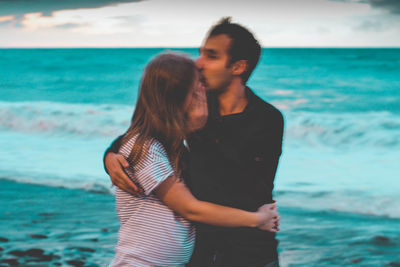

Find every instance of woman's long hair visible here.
[122,53,197,174]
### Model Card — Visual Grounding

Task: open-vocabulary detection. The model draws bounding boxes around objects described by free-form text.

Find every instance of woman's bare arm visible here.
[155,176,279,231]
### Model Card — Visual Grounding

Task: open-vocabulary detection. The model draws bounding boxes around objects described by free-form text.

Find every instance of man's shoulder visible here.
[249,89,284,125]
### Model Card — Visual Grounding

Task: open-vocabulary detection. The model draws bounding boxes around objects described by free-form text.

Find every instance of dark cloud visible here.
[367,0,400,15]
[330,0,400,15]
[0,0,143,17]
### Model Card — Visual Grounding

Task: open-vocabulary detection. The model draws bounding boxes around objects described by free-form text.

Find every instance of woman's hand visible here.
[256,203,280,232]
[186,80,208,132]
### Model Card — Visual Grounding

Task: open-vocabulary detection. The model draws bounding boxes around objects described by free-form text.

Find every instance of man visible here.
[104,17,284,267]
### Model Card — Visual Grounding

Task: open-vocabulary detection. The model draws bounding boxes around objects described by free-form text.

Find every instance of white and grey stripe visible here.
[111,136,195,267]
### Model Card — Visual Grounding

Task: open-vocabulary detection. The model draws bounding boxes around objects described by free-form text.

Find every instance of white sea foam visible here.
[1,101,399,218]
[275,189,400,219]
[283,110,400,149]
[0,101,132,137]
[1,101,400,149]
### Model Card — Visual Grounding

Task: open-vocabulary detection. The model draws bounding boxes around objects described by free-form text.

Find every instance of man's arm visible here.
[103,135,123,173]
[103,135,143,195]
[266,109,284,197]
[268,109,284,181]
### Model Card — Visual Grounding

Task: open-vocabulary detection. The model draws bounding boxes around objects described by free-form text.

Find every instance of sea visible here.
[0,48,399,266]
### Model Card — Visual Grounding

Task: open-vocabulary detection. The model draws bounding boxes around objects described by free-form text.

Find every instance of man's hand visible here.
[105,152,143,195]
[186,80,208,132]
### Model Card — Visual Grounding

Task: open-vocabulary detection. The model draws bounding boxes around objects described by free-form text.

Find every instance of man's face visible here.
[196,34,234,92]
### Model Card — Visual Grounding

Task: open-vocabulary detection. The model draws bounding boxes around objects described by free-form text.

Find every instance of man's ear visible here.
[232,60,248,76]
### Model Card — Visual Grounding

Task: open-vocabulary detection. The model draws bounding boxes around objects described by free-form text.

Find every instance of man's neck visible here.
[217,79,248,116]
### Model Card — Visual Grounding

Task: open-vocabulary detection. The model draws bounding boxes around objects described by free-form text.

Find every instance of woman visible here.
[111,53,278,267]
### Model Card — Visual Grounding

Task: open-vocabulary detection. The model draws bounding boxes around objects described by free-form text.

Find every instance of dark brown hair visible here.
[207,17,261,83]
[122,53,197,173]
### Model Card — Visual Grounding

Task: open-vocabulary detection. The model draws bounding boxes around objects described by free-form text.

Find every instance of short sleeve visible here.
[132,140,175,195]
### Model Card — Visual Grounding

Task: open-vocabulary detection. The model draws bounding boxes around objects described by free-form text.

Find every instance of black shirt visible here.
[186,87,284,245]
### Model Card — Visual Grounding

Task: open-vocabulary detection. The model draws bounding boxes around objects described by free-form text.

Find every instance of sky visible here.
[0,0,400,47]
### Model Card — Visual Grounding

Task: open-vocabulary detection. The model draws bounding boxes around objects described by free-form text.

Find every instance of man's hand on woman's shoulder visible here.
[105,152,143,195]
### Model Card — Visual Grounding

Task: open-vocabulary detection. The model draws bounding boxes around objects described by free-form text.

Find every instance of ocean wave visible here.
[284,111,400,149]
[0,174,113,195]
[0,101,132,137]
[275,189,400,219]
[2,173,398,219]
[1,101,400,149]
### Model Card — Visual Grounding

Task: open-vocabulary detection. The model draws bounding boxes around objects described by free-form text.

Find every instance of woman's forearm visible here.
[155,176,263,228]
[184,199,261,227]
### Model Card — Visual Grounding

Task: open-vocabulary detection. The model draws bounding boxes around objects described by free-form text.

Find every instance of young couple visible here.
[104,18,284,267]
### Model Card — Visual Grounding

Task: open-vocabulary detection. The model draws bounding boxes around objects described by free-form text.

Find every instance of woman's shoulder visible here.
[118,134,138,158]
[120,135,168,162]
[145,139,169,163]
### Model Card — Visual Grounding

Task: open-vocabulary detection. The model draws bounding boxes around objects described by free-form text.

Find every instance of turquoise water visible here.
[0,48,399,265]
[1,48,399,112]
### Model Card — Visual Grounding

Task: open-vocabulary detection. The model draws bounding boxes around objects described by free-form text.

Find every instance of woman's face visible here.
[183,71,205,113]
[183,71,208,132]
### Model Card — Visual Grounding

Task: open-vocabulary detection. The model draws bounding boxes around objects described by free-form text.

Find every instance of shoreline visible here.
[1,180,399,266]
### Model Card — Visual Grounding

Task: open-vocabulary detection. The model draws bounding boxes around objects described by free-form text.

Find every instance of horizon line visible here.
[1,46,400,49]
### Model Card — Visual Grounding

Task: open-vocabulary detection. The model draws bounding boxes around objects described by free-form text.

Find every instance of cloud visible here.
[331,0,400,15]
[367,0,400,15]
[2,0,400,47]
[0,0,144,33]
[17,9,135,34]
[0,0,142,17]
[354,19,386,31]
[317,27,331,34]
[54,23,85,29]
[0,15,14,22]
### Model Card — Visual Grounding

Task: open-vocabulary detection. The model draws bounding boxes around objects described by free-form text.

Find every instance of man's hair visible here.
[207,17,261,83]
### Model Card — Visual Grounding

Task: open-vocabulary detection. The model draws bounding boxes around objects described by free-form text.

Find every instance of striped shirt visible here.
[111,136,195,267]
